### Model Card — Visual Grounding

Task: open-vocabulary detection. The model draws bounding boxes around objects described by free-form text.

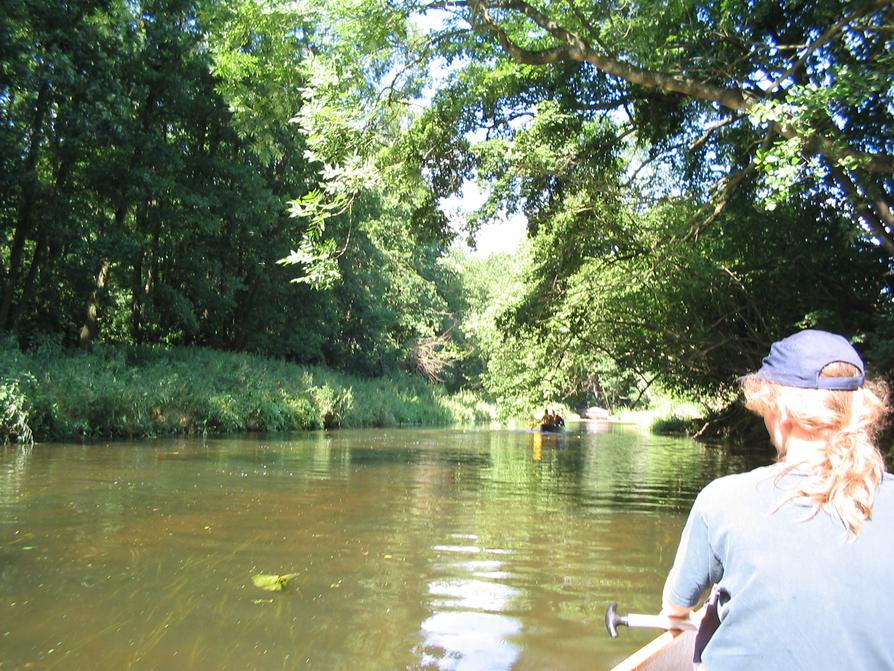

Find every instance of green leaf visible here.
[251,572,299,592]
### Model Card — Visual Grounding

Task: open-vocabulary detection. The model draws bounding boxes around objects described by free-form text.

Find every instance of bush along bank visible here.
[0,338,496,443]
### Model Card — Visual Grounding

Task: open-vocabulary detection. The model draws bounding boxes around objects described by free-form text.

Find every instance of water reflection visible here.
[531,433,542,462]
[0,444,32,508]
[578,420,612,434]
[420,535,521,670]
[0,426,772,670]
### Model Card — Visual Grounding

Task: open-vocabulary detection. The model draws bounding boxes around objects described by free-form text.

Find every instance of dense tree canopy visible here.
[407,0,894,251]
[2,0,893,419]
[391,0,894,403]
[0,0,461,381]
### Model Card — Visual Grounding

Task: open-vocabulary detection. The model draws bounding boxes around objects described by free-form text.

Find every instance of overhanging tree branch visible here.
[468,0,751,109]
[460,0,894,176]
[765,1,882,93]
[826,163,894,257]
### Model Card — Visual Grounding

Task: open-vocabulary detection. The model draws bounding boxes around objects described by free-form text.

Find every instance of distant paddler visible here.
[540,408,564,431]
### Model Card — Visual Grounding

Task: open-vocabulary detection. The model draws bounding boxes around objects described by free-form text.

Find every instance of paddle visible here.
[604,602,700,639]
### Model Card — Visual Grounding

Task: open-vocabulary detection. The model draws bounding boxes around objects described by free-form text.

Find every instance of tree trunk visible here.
[79,257,112,351]
[11,131,76,330]
[79,77,159,349]
[78,204,124,350]
[231,273,263,350]
[826,164,894,257]
[12,230,49,331]
[0,80,51,330]
[131,250,145,344]
[132,213,160,343]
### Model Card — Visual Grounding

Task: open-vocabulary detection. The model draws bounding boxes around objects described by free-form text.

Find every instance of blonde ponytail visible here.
[742,363,889,539]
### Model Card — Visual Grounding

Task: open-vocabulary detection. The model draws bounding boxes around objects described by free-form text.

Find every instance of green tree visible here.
[374,0,893,405]
[1,0,474,388]
[408,0,894,258]
[0,0,129,336]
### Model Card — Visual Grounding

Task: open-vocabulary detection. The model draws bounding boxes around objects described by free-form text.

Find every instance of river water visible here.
[0,424,772,670]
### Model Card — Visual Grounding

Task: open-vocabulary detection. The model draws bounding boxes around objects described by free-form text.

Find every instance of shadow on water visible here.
[0,425,773,670]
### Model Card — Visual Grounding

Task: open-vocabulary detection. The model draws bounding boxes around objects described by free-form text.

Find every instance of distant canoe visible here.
[577,406,609,420]
[539,422,564,432]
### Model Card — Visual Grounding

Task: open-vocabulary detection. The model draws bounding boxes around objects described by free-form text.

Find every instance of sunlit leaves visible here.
[204,0,313,165]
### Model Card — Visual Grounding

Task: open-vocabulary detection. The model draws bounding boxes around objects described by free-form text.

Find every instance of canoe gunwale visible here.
[608,607,705,671]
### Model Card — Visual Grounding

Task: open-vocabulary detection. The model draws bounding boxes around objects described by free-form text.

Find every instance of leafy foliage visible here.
[382,0,894,411]
[2,340,495,442]
[3,0,894,432]
[0,378,33,445]
[0,0,465,385]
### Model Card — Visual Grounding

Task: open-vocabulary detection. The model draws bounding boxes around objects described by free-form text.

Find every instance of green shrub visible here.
[650,415,697,436]
[2,338,493,442]
[0,378,33,445]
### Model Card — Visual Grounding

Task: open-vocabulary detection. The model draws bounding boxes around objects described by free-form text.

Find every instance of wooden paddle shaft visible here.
[605,602,700,638]
[624,614,698,631]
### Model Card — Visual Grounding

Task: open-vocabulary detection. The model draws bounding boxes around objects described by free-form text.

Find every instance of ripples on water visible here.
[0,424,772,670]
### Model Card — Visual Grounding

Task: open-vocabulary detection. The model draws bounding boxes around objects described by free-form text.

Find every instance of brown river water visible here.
[0,424,772,670]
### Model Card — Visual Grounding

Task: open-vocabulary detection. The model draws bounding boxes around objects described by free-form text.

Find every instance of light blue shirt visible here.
[664,464,894,670]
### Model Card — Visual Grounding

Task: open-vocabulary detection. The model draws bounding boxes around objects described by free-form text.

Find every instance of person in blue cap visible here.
[661,329,894,670]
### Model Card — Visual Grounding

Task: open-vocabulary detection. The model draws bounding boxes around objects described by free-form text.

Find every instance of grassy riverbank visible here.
[1,338,496,443]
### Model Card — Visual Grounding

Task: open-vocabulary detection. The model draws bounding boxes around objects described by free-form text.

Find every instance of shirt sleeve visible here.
[662,494,723,609]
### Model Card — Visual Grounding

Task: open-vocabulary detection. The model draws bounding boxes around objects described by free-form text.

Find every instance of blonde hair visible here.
[742,362,889,539]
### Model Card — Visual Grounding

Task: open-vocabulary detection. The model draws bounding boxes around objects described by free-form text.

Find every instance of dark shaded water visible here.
[0,424,772,670]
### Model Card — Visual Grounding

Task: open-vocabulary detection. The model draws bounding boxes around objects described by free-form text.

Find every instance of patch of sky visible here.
[407,7,528,258]
[441,182,527,258]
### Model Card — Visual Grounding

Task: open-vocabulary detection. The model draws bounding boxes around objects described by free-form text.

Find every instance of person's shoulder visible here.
[869,473,894,526]
[702,463,781,490]
[696,464,782,504]
[876,472,894,499]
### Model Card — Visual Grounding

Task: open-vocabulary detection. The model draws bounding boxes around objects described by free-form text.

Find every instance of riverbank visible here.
[1,338,496,443]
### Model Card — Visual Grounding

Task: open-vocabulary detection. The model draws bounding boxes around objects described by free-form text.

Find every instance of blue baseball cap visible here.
[753,329,865,390]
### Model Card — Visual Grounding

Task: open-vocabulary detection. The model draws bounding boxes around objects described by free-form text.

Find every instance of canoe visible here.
[539,422,564,432]
[610,627,697,671]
